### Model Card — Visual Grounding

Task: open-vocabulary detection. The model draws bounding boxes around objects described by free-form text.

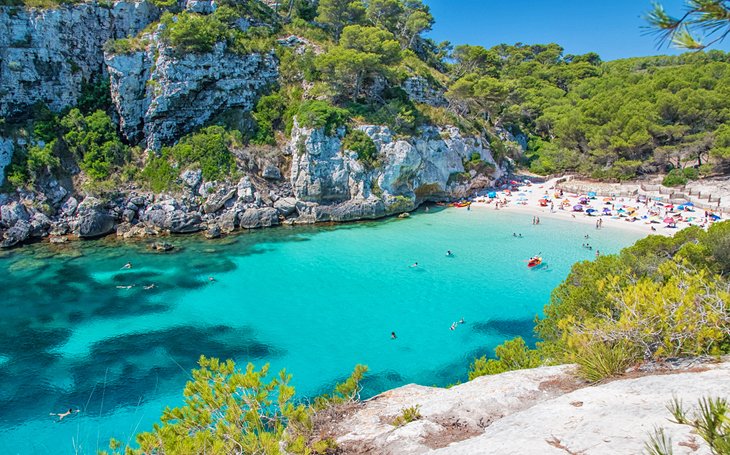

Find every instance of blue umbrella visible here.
[685,201,694,206]
[588,191,597,198]
[573,205,583,212]
[488,192,497,198]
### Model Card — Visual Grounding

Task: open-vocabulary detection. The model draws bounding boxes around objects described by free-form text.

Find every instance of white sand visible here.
[468,178,721,239]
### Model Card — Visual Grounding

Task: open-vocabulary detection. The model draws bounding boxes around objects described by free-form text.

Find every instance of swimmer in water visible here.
[116,285,134,289]
[144,284,156,290]
[51,408,79,421]
[391,331,397,340]
[459,318,465,324]
[121,261,132,270]
[208,276,216,282]
[410,262,418,268]
[446,250,453,256]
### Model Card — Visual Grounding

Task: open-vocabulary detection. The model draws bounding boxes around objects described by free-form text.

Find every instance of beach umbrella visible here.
[518,193,527,196]
[588,191,597,198]
[677,205,685,210]
[685,201,694,206]
[711,214,721,221]
[487,192,496,198]
[573,205,583,212]
[603,197,612,202]
[664,217,675,224]
[603,207,611,213]
[586,208,597,215]
[617,208,626,213]
[579,197,589,204]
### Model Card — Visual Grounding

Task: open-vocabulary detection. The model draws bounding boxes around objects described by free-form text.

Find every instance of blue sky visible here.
[423,0,730,61]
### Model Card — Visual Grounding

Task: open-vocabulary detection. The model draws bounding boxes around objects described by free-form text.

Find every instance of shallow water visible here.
[0,207,643,454]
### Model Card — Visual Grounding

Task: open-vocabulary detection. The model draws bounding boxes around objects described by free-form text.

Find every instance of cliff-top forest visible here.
[2,0,730,195]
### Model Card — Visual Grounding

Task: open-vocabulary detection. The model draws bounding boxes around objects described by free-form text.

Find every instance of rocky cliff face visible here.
[290,121,502,221]
[0,1,159,117]
[106,37,278,149]
[327,360,730,455]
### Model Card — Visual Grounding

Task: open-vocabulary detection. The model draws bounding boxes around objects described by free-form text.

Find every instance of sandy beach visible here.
[468,178,724,239]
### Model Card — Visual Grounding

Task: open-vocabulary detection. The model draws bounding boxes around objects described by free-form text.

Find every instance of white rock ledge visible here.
[330,362,730,455]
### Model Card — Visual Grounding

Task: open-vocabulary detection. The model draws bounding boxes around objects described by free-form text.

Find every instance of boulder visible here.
[181,169,202,189]
[75,198,116,238]
[274,197,297,216]
[205,223,221,239]
[236,177,255,202]
[314,199,386,222]
[262,164,282,180]
[149,241,174,251]
[0,219,31,248]
[0,201,29,228]
[167,210,202,233]
[76,210,116,238]
[219,208,240,233]
[238,207,279,229]
[203,188,237,214]
[61,197,79,216]
[29,213,52,238]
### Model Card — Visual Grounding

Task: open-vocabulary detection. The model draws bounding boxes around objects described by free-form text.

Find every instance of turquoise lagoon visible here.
[0,207,644,454]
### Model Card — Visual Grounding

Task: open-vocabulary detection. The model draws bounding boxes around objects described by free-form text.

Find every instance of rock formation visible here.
[328,361,730,454]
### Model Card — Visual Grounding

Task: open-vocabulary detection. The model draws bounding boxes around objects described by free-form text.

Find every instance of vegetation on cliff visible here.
[4,0,730,193]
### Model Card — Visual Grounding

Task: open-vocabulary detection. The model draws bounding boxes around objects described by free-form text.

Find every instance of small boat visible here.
[453,201,471,208]
[527,256,542,268]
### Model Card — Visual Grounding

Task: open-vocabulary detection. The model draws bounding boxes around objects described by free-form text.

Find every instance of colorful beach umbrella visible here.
[487,192,496,198]
[664,217,675,224]
[588,191,597,198]
[573,205,583,211]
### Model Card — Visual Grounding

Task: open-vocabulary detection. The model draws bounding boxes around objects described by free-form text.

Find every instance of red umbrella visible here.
[663,217,675,224]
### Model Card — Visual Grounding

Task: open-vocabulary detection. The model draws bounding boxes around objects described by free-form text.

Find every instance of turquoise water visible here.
[0,207,643,454]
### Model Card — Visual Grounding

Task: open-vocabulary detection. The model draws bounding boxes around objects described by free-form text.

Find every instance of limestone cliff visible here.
[0,0,159,116]
[105,32,278,149]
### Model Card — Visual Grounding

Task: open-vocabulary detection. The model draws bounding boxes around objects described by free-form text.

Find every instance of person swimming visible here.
[144,284,156,290]
[459,318,465,324]
[450,322,456,331]
[391,331,397,340]
[116,285,134,289]
[446,250,453,256]
[208,276,216,282]
[410,262,418,268]
[51,408,79,421]
[121,262,132,270]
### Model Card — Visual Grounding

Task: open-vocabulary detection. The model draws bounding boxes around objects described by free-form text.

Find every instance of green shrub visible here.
[165,126,236,181]
[468,337,542,380]
[78,76,112,114]
[391,405,422,427]
[662,168,688,187]
[160,11,227,54]
[343,129,379,168]
[573,340,637,382]
[682,166,699,180]
[60,109,129,181]
[646,396,730,455]
[103,37,146,55]
[142,154,178,192]
[295,100,349,135]
[251,92,285,145]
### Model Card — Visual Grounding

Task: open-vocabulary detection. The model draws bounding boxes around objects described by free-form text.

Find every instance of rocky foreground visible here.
[323,360,729,454]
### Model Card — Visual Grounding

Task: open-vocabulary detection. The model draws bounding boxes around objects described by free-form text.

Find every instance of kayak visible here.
[527,257,542,268]
[453,201,471,208]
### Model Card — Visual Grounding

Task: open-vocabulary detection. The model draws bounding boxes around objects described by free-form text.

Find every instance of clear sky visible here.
[423,0,730,61]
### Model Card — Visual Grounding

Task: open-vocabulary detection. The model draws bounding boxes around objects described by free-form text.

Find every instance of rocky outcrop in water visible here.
[0,1,159,117]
